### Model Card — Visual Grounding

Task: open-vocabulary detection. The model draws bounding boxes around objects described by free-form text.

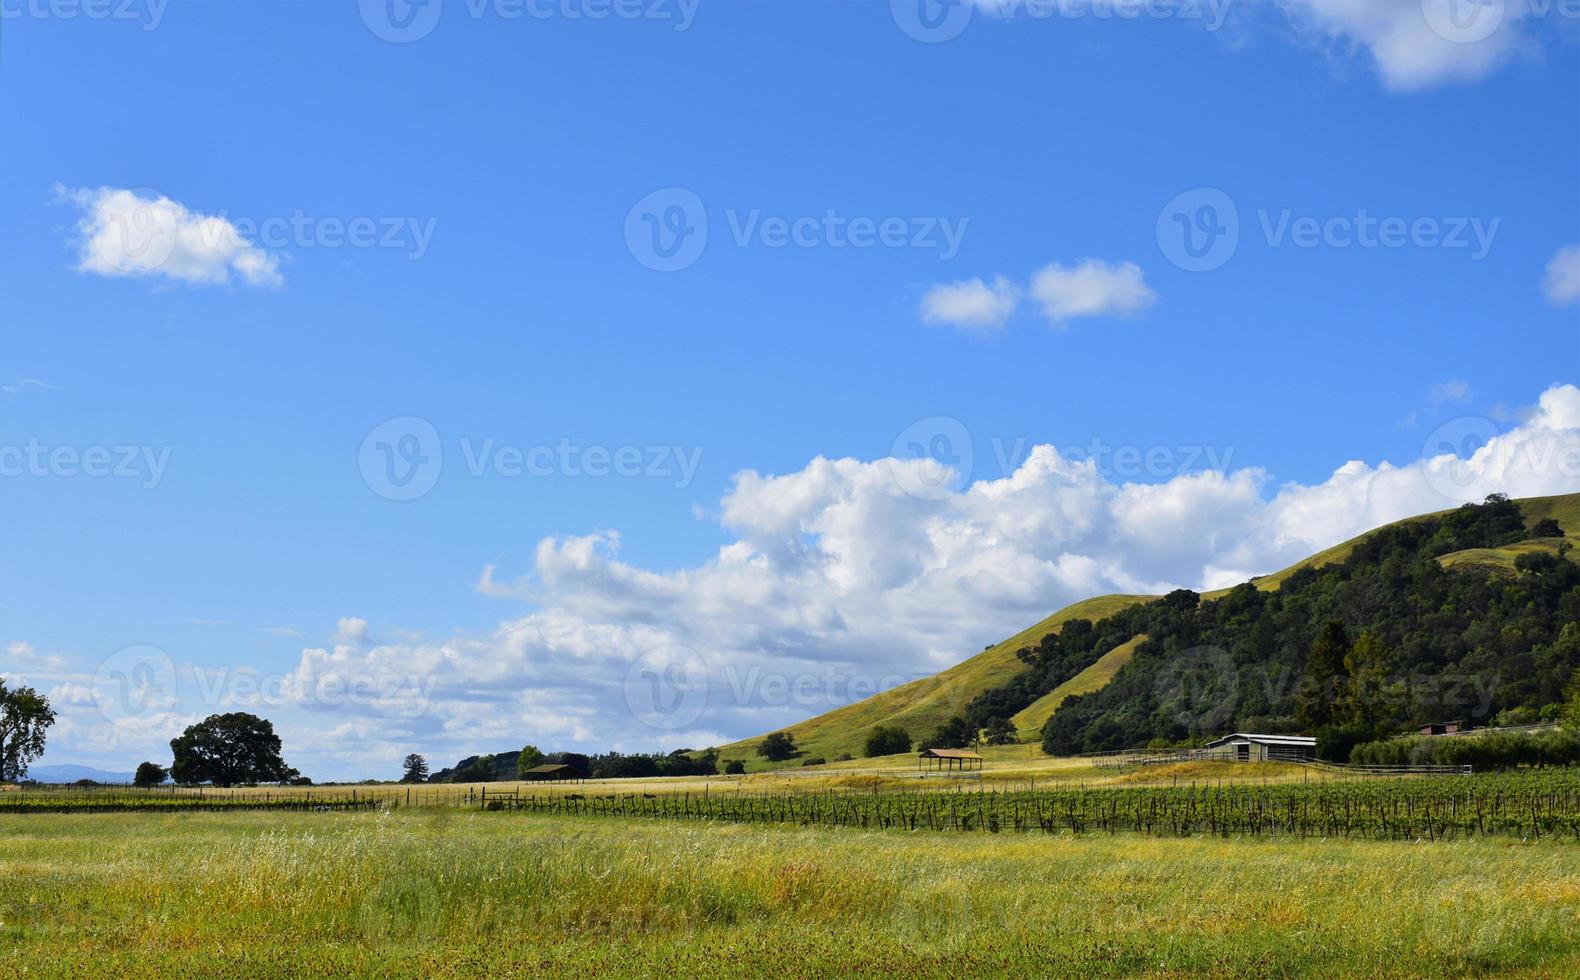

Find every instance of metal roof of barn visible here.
[1204,733,1317,748]
[918,748,983,759]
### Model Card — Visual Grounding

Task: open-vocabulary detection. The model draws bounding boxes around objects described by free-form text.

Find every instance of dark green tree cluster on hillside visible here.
[864,725,911,757]
[919,496,1576,761]
[757,732,798,761]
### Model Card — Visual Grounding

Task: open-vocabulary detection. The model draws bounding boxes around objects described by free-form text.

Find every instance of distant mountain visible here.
[27,764,136,784]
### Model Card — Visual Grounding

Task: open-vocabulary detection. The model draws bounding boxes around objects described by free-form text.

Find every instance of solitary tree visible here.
[516,744,544,779]
[724,759,746,775]
[0,680,56,783]
[133,761,168,788]
[169,712,297,787]
[983,717,1017,746]
[756,732,798,761]
[864,725,912,757]
[401,753,429,783]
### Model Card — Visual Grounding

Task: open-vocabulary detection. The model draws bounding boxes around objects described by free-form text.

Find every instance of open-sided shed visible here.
[917,748,984,772]
[522,764,583,782]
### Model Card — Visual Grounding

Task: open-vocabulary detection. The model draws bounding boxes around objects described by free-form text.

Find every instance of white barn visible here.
[1203,733,1316,762]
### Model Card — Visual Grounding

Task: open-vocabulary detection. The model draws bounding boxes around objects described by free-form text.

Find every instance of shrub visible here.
[800,757,826,767]
[724,760,746,775]
[1315,724,1378,763]
[864,725,912,757]
[1351,729,1580,770]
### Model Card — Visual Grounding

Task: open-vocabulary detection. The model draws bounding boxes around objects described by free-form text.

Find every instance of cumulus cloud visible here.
[230,383,1580,776]
[61,186,283,288]
[1029,259,1155,324]
[1281,0,1534,91]
[920,276,1019,330]
[1545,245,1580,307]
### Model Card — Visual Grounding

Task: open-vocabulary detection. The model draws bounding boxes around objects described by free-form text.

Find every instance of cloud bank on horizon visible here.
[25,384,1578,776]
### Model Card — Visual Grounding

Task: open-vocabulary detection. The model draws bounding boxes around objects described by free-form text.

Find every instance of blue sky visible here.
[3,0,1578,779]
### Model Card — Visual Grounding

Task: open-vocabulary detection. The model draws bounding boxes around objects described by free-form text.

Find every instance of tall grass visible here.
[2,810,1578,976]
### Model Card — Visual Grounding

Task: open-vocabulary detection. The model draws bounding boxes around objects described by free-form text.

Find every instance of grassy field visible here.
[5,758,1363,811]
[3,809,1578,977]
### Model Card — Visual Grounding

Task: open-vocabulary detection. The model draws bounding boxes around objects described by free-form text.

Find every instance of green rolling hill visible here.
[719,492,1579,768]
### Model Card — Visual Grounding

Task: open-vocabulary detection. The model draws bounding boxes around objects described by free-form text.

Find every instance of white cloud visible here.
[920,276,1019,330]
[1544,245,1580,307]
[1029,259,1155,324]
[208,383,1580,777]
[1,378,55,395]
[61,186,283,288]
[1281,0,1533,91]
[1430,379,1471,404]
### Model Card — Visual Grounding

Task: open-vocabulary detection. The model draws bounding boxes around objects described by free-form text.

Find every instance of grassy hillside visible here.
[714,594,1151,766]
[1434,493,1579,574]
[723,492,1579,767]
[1010,634,1146,739]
